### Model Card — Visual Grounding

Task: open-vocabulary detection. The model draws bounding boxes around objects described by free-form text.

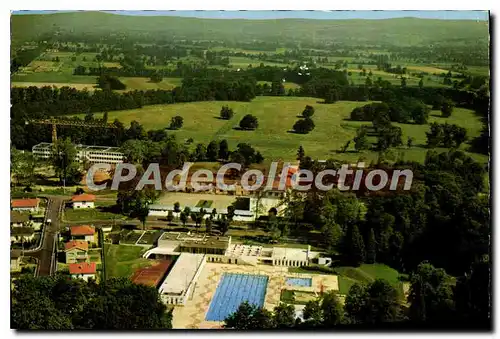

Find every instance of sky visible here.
[12,10,489,21]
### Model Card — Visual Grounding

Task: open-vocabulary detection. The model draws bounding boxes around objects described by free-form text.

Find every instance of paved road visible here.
[23,197,65,276]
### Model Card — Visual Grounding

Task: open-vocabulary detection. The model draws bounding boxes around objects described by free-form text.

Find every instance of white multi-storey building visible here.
[32,142,124,164]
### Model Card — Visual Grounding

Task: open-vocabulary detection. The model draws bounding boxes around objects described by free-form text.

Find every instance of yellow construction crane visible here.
[26,118,119,143]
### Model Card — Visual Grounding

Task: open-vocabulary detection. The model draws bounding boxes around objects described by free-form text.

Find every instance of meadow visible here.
[76,96,486,164]
[103,243,154,279]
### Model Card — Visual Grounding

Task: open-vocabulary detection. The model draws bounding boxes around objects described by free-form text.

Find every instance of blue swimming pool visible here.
[205,273,269,321]
[286,277,312,287]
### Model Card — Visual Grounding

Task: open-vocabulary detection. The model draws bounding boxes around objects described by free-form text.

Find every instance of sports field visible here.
[78,96,486,163]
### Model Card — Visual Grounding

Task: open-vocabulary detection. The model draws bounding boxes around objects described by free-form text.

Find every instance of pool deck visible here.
[171,263,339,329]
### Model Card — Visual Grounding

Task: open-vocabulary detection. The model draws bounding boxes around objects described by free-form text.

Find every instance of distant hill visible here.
[10,11,489,47]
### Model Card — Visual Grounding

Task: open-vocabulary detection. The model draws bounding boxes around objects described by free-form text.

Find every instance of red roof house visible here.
[70,225,95,236]
[71,194,96,202]
[11,198,40,209]
[69,262,96,275]
[64,240,89,251]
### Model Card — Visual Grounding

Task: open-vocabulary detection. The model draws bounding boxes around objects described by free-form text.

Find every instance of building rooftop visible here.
[69,262,96,275]
[70,225,95,236]
[11,198,40,208]
[130,260,174,288]
[64,240,89,251]
[272,247,310,261]
[159,253,205,295]
[11,227,35,236]
[71,194,96,202]
[11,211,30,224]
[33,142,122,153]
[159,232,230,250]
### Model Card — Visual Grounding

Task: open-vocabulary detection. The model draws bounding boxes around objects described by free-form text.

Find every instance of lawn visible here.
[103,243,153,279]
[63,207,126,222]
[75,96,486,164]
[280,289,317,305]
[118,77,183,91]
[334,264,405,297]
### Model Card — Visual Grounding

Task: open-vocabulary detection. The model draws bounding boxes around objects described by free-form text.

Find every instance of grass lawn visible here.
[74,96,486,164]
[334,264,405,297]
[64,207,126,222]
[11,72,97,84]
[103,243,153,279]
[118,77,183,91]
[280,289,317,305]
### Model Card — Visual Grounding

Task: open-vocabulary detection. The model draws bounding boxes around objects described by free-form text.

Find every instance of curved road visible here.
[23,197,64,276]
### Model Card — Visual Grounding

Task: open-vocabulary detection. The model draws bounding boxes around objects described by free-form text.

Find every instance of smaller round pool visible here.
[286,277,312,287]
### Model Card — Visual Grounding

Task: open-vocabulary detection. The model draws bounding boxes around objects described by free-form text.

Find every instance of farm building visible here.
[69,262,97,282]
[71,194,96,209]
[11,198,40,212]
[70,225,96,242]
[64,240,89,264]
[32,142,124,164]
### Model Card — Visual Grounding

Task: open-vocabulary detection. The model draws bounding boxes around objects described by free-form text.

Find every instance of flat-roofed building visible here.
[157,232,231,255]
[32,142,124,164]
[158,253,206,305]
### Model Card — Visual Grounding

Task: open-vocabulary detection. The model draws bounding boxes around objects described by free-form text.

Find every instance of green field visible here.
[335,264,404,296]
[118,77,183,91]
[76,96,486,163]
[63,206,126,222]
[103,244,153,279]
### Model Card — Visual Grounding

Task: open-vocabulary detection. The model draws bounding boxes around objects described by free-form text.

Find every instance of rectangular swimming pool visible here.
[286,277,312,287]
[205,273,269,322]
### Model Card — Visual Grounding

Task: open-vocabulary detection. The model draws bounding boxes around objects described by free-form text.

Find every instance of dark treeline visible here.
[296,149,488,277]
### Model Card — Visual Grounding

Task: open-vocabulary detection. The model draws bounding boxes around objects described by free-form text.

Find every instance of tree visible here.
[11,275,172,330]
[239,114,259,130]
[169,116,183,130]
[173,202,181,213]
[179,211,188,226]
[206,141,218,161]
[150,72,163,83]
[345,280,401,325]
[321,291,344,327]
[354,128,370,151]
[401,77,407,88]
[205,217,212,234]
[407,137,414,148]
[302,299,323,326]
[418,78,424,89]
[366,228,377,264]
[218,139,230,160]
[220,105,234,120]
[302,105,315,118]
[408,262,455,324]
[271,80,285,96]
[51,138,81,186]
[135,204,150,230]
[441,100,454,118]
[345,225,365,266]
[293,118,315,134]
[273,303,296,328]
[166,210,174,222]
[192,143,206,161]
[297,145,305,162]
[303,291,343,328]
[224,302,274,329]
